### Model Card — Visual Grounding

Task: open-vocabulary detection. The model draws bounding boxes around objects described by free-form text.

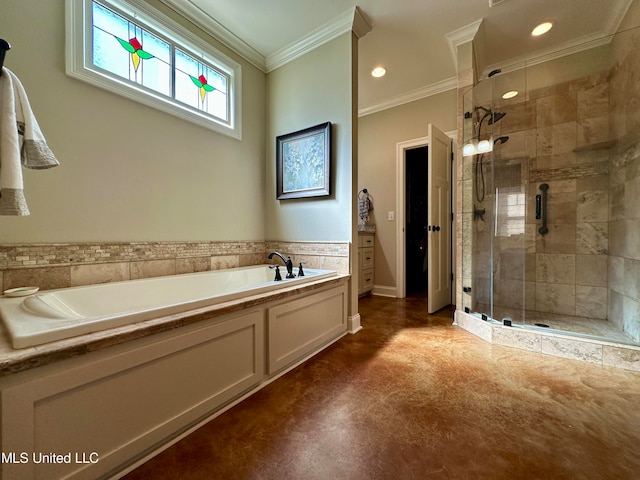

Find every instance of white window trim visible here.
[65,0,242,139]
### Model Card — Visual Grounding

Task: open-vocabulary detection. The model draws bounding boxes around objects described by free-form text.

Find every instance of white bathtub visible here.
[0,265,336,349]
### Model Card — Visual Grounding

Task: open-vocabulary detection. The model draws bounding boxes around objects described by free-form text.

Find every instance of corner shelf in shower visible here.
[573,139,617,152]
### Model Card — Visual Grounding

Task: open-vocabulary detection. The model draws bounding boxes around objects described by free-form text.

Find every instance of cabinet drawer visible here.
[362,247,374,269]
[361,268,374,290]
[359,234,374,248]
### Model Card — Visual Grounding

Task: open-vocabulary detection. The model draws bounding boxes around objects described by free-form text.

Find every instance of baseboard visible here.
[372,285,397,297]
[348,313,362,334]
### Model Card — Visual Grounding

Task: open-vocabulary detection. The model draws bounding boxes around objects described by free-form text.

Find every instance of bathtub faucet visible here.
[268,251,295,279]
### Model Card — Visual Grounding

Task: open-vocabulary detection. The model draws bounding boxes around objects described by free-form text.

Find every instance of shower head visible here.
[488,111,506,125]
[494,136,509,145]
[474,106,506,125]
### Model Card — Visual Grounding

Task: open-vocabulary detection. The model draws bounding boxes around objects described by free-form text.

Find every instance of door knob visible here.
[434,225,441,232]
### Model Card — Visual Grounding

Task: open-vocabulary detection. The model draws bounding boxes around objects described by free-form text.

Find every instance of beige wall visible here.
[265,33,355,243]
[1,0,266,243]
[358,91,457,291]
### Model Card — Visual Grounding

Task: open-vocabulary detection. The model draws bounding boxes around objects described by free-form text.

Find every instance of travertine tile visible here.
[537,122,577,156]
[71,262,130,287]
[211,255,239,270]
[535,283,575,315]
[541,336,603,365]
[603,345,640,372]
[575,254,607,287]
[492,325,541,352]
[4,266,71,291]
[130,259,176,280]
[577,83,609,120]
[576,222,608,255]
[576,286,607,319]
[535,223,576,254]
[536,94,577,128]
[623,297,640,342]
[454,310,492,342]
[176,257,210,274]
[577,115,611,148]
[576,190,608,223]
[626,175,640,219]
[536,253,576,284]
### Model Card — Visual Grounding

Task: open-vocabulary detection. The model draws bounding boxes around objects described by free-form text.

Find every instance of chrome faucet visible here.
[268,251,295,278]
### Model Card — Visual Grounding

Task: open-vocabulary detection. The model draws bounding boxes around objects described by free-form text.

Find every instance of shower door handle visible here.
[538,183,549,235]
[535,195,542,220]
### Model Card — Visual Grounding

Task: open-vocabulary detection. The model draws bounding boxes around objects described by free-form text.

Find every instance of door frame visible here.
[395,131,456,299]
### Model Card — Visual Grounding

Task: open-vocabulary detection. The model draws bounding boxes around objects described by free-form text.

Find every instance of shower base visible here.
[455,308,640,371]
[474,304,638,345]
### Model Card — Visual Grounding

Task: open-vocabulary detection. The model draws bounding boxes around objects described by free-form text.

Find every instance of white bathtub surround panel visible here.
[0,281,348,479]
[0,310,265,480]
[268,287,347,373]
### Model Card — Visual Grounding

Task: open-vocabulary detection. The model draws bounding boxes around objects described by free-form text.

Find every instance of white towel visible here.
[0,67,59,215]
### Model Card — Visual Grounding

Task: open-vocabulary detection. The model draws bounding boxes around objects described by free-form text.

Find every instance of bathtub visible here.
[0,265,336,349]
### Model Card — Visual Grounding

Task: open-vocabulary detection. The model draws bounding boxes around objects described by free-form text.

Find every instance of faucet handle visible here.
[269,265,282,281]
[297,261,307,277]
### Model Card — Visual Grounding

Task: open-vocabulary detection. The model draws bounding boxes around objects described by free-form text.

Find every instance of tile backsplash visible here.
[0,240,350,292]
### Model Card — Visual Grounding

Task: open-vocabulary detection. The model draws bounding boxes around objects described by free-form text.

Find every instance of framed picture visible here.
[276,122,331,199]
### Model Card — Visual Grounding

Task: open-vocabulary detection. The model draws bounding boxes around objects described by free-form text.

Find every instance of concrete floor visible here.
[123,294,640,479]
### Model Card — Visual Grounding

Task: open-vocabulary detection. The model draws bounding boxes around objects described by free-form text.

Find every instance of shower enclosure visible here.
[461,22,640,347]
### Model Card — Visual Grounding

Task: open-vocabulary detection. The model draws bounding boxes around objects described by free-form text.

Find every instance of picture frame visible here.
[276,122,331,199]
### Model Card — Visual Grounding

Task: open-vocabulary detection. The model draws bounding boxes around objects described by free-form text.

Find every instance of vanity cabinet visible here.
[358,233,374,296]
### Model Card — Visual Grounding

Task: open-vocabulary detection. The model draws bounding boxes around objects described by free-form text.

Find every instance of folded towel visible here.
[0,67,59,215]
[358,189,373,223]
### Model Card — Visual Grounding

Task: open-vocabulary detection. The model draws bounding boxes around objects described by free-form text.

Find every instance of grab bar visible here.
[538,183,549,235]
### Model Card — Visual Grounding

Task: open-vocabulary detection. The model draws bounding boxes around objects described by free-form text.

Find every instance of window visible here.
[66,0,242,139]
[495,186,525,237]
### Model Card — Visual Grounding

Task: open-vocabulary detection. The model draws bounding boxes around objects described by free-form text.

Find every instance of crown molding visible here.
[605,0,635,36]
[480,31,613,80]
[358,76,457,117]
[159,2,372,74]
[159,0,267,72]
[445,19,483,70]
[266,6,371,72]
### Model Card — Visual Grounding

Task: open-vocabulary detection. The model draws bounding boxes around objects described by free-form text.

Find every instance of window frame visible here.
[66,0,242,139]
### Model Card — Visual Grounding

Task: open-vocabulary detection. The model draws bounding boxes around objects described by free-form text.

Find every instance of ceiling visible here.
[161,0,635,115]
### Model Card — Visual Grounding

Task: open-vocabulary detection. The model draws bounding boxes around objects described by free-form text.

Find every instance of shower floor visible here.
[474,304,638,345]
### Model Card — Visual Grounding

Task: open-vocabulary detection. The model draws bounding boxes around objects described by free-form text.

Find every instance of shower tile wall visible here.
[484,70,613,322]
[609,24,640,342]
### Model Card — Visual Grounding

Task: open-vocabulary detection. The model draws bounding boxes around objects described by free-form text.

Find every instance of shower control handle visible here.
[538,183,549,235]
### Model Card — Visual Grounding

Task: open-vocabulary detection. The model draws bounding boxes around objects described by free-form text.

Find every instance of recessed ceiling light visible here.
[371,66,386,78]
[502,90,519,99]
[531,22,553,37]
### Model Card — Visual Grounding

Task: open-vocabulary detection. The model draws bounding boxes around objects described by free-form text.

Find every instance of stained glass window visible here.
[92,2,171,96]
[67,0,241,138]
[175,49,228,121]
